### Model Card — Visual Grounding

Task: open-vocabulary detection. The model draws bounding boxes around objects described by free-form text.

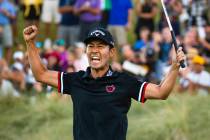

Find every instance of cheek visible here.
[101,50,111,61]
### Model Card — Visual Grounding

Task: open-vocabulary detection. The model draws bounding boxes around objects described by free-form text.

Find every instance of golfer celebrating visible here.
[23,25,185,140]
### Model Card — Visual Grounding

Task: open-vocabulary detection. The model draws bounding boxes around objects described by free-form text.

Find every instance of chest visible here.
[70,80,131,109]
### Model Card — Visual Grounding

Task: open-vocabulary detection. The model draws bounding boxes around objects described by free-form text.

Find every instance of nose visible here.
[91,46,99,53]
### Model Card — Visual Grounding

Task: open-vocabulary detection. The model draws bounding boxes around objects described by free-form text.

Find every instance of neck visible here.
[91,65,109,79]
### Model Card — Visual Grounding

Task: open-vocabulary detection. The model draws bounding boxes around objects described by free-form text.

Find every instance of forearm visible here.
[195,83,210,91]
[59,6,73,14]
[145,47,185,100]
[127,9,132,25]
[159,63,179,98]
[78,7,100,15]
[86,7,101,15]
[26,41,47,82]
[138,13,154,19]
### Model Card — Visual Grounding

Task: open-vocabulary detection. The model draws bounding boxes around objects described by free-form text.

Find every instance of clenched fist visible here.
[172,47,186,69]
[23,25,38,43]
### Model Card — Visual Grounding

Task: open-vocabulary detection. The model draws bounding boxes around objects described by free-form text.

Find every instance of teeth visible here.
[92,56,99,59]
[91,54,100,61]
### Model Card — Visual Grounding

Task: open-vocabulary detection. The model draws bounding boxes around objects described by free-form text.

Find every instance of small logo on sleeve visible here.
[106,85,116,93]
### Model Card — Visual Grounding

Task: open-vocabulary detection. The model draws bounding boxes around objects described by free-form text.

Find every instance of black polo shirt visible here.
[58,67,148,140]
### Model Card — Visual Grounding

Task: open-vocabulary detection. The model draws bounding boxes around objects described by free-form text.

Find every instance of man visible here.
[0,59,20,97]
[74,0,101,41]
[41,0,61,42]
[23,25,185,140]
[179,55,210,95]
[57,0,79,47]
[20,0,42,27]
[108,0,132,47]
[135,0,158,38]
[0,0,16,63]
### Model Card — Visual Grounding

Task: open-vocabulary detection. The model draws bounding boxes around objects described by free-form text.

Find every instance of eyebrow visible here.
[88,42,108,46]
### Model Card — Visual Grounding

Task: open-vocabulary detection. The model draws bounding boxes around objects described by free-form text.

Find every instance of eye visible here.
[87,45,93,48]
[98,45,104,48]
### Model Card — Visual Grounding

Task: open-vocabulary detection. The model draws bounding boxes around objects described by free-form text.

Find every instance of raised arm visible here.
[144,47,186,100]
[23,25,58,88]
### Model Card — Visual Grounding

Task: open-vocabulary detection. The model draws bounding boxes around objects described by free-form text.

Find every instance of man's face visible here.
[192,63,203,73]
[86,40,114,70]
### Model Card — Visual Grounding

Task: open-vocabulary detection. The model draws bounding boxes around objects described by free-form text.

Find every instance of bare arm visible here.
[0,9,16,20]
[145,47,186,100]
[74,5,101,15]
[2,69,25,90]
[23,26,58,88]
[59,6,74,14]
[126,9,133,30]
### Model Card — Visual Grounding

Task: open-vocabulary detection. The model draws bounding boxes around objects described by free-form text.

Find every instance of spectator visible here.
[134,27,151,52]
[20,0,42,27]
[135,0,158,38]
[1,51,26,92]
[73,42,89,72]
[0,58,20,97]
[133,27,160,64]
[178,55,210,95]
[155,27,173,81]
[100,0,111,28]
[108,0,132,47]
[57,0,79,48]
[199,25,210,64]
[9,0,18,44]
[170,0,183,36]
[122,44,136,62]
[0,0,16,63]
[0,25,2,57]
[41,0,61,42]
[74,0,102,41]
[188,0,207,27]
[55,39,69,72]
[42,40,61,71]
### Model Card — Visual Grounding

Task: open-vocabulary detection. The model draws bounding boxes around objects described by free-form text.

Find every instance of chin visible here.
[90,65,102,70]
[90,64,107,70]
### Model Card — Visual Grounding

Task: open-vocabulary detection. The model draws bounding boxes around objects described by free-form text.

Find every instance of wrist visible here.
[26,40,35,47]
[171,62,180,71]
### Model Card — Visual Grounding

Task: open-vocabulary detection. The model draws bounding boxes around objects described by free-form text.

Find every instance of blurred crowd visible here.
[0,0,210,97]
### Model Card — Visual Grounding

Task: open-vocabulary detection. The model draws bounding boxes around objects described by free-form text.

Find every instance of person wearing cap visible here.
[0,51,26,93]
[23,25,186,140]
[180,55,210,95]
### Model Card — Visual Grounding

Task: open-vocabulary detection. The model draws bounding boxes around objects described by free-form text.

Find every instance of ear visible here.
[109,47,115,58]
[85,47,87,53]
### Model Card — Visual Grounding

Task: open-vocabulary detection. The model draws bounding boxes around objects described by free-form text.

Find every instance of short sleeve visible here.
[58,72,75,95]
[74,0,81,9]
[126,0,133,9]
[127,76,149,103]
[92,0,101,8]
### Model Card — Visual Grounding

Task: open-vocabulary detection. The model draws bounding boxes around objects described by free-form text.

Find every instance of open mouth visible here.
[91,55,101,63]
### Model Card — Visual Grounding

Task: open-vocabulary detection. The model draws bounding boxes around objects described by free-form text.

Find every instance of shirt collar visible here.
[82,66,113,79]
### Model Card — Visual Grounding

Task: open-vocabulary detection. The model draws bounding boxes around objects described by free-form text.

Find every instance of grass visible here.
[0,93,210,140]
